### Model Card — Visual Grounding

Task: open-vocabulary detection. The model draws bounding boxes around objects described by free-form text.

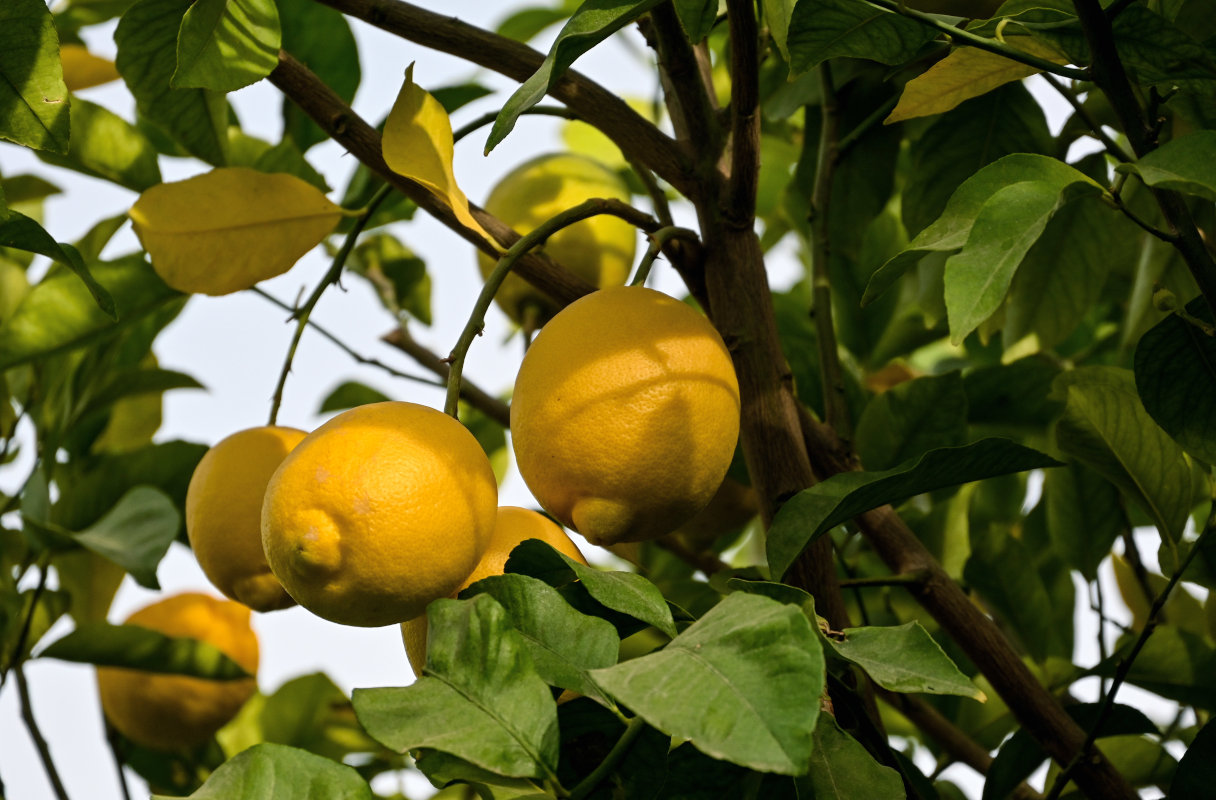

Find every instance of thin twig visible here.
[15,665,70,800]
[380,327,510,428]
[106,727,132,800]
[452,105,579,144]
[630,226,701,287]
[838,571,929,589]
[1039,73,1133,163]
[1108,191,1178,243]
[0,553,50,689]
[568,717,647,800]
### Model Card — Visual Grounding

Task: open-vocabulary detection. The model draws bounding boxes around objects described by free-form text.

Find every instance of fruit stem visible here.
[629,226,700,287]
[443,198,658,418]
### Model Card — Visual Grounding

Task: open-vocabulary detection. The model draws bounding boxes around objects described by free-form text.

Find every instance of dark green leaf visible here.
[430,82,494,114]
[348,232,431,324]
[150,743,373,799]
[1116,130,1216,201]
[675,0,718,42]
[799,714,904,799]
[786,0,936,75]
[963,356,1063,430]
[465,573,620,701]
[658,743,793,799]
[250,673,379,760]
[79,368,203,422]
[1052,366,1193,542]
[1096,626,1216,710]
[486,0,663,154]
[71,486,179,589]
[1173,718,1216,798]
[278,0,360,150]
[1135,297,1216,464]
[767,438,1062,580]
[591,593,824,775]
[0,0,70,154]
[115,0,228,165]
[829,622,984,700]
[40,620,251,679]
[0,213,116,317]
[0,256,181,370]
[173,0,280,92]
[854,371,967,471]
[318,381,391,413]
[251,140,330,193]
[1044,463,1125,581]
[353,595,559,778]
[37,97,162,192]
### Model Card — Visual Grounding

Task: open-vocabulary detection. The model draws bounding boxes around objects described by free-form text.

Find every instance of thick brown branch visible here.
[725,0,760,220]
[380,327,510,428]
[644,3,721,157]
[798,409,1137,800]
[313,0,696,195]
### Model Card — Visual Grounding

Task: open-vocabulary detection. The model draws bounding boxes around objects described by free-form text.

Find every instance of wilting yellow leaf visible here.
[382,64,494,244]
[61,43,121,91]
[130,167,343,295]
[886,38,1070,124]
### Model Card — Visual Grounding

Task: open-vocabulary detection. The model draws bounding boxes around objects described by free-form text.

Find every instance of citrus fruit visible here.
[510,286,741,546]
[186,426,307,612]
[401,506,586,677]
[261,401,497,627]
[478,153,635,326]
[96,592,258,751]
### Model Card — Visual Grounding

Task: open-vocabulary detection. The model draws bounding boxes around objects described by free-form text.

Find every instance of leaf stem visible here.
[267,184,394,425]
[452,105,578,145]
[1044,507,1216,800]
[630,226,701,286]
[568,716,646,800]
[860,0,1090,80]
[16,664,70,800]
[379,326,511,427]
[1039,73,1133,163]
[444,198,659,418]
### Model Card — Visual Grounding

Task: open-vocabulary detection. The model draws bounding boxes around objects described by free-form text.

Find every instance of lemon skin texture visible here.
[96,592,258,751]
[477,153,635,325]
[401,506,586,677]
[186,426,307,612]
[261,401,498,627]
[510,286,741,546]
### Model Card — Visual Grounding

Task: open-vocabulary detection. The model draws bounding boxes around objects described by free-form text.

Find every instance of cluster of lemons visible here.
[97,154,741,753]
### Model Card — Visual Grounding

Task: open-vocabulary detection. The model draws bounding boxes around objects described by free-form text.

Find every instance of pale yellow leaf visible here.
[60,43,121,92]
[129,167,344,295]
[382,64,494,244]
[886,38,1070,124]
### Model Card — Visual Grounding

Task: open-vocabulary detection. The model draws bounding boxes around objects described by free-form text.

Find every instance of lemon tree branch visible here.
[380,326,510,428]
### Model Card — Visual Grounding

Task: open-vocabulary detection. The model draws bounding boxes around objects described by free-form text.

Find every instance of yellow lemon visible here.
[510,286,741,546]
[261,401,497,627]
[96,592,258,751]
[478,153,635,326]
[401,506,587,677]
[186,426,307,612]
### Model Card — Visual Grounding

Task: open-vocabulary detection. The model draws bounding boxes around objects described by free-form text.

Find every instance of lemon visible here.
[478,153,635,326]
[186,426,307,612]
[96,592,258,751]
[401,506,586,677]
[261,401,497,627]
[510,286,741,546]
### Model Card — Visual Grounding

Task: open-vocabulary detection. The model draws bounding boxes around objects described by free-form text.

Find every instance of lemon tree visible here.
[3,1,1216,800]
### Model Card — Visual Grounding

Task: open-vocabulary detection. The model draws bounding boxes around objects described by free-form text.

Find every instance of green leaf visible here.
[766,438,1062,580]
[150,743,373,799]
[762,0,797,63]
[1097,625,1216,710]
[1135,298,1216,464]
[40,620,250,679]
[1116,130,1216,201]
[0,589,70,668]
[799,714,904,799]
[786,0,936,76]
[1052,366,1193,542]
[464,573,619,701]
[348,232,431,324]
[173,0,281,92]
[71,486,179,589]
[505,539,677,638]
[869,153,1097,306]
[1044,463,1126,581]
[592,593,824,775]
[486,0,663,154]
[943,180,1066,344]
[497,6,575,43]
[317,381,390,414]
[854,371,968,471]
[278,0,360,151]
[115,0,228,165]
[901,83,1054,240]
[828,622,984,700]
[73,213,129,263]
[228,673,379,761]
[0,0,70,154]
[37,97,162,192]
[353,595,559,779]
[674,0,718,42]
[1173,718,1216,798]
[0,256,180,370]
[0,213,116,318]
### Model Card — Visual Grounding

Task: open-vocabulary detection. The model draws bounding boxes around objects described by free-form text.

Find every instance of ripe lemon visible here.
[401,506,586,676]
[96,592,258,751]
[186,426,307,612]
[478,153,635,326]
[510,286,741,546]
[261,401,497,627]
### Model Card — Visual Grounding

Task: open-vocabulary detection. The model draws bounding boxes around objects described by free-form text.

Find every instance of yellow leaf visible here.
[382,64,494,244]
[886,38,1070,124]
[60,43,121,91]
[129,167,344,295]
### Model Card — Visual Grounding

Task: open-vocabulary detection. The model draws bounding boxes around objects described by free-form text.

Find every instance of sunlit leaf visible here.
[38,97,162,192]
[0,0,69,154]
[1135,297,1216,463]
[0,213,116,317]
[383,64,493,241]
[150,743,373,799]
[129,167,344,295]
[60,43,121,91]
[173,0,281,92]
